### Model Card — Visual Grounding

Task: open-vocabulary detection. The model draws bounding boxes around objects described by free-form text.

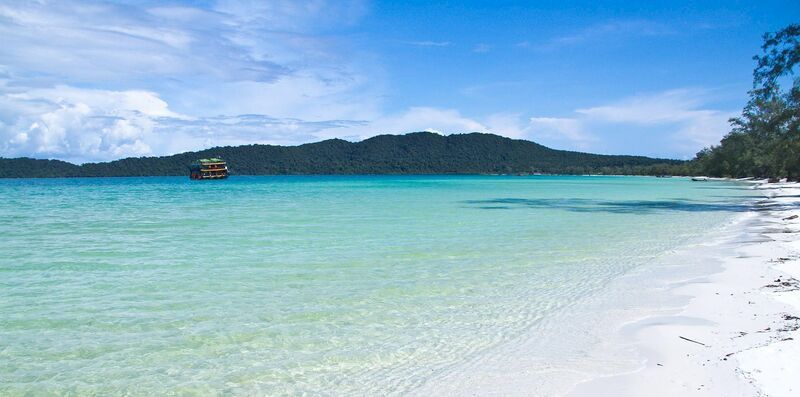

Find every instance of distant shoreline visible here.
[0,132,688,178]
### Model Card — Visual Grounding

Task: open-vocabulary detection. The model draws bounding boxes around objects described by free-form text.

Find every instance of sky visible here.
[0,0,798,163]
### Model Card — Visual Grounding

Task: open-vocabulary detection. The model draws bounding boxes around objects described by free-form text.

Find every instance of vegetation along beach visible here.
[1,1,799,396]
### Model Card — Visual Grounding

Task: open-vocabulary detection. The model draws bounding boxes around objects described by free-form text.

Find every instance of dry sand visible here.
[414,180,800,396]
[569,182,800,396]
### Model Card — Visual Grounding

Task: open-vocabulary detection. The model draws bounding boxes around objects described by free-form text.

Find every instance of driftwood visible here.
[679,336,707,346]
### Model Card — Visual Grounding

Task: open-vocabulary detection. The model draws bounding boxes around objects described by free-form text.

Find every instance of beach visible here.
[568,181,800,396]
[409,180,800,396]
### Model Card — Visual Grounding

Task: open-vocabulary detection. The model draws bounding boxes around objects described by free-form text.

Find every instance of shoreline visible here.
[411,180,800,396]
[568,182,800,396]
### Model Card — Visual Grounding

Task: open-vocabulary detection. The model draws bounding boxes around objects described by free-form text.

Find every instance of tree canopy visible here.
[695,24,800,180]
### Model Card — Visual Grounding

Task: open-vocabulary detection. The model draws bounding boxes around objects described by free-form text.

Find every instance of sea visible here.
[0,175,756,395]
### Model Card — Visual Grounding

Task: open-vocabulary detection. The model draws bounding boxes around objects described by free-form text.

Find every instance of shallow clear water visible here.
[0,176,754,395]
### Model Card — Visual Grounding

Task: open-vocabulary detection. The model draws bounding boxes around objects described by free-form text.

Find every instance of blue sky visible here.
[0,0,797,163]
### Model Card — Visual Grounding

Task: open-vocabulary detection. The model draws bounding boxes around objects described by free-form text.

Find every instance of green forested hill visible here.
[0,132,687,178]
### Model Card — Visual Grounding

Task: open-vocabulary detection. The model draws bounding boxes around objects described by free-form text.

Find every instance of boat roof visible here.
[196,158,225,164]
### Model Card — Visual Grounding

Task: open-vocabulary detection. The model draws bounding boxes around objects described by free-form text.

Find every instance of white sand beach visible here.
[569,182,800,396]
[410,181,800,397]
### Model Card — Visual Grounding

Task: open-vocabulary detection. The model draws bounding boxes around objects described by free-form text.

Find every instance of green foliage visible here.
[0,132,684,178]
[695,24,800,180]
[0,158,82,178]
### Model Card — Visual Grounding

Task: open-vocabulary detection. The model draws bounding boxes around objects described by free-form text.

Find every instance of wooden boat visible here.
[189,158,228,180]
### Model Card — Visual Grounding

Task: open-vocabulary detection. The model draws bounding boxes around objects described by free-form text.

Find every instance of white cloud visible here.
[154,114,367,154]
[577,88,706,123]
[314,107,487,141]
[0,0,388,162]
[527,117,597,150]
[539,19,674,50]
[179,73,381,121]
[472,43,492,53]
[527,88,736,156]
[9,86,184,119]
[0,1,368,86]
[0,86,183,162]
[576,88,735,150]
[671,111,735,152]
[0,83,381,162]
[402,41,452,47]
[460,81,525,99]
[214,0,368,32]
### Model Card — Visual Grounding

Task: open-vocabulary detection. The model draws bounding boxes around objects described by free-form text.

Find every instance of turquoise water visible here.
[0,176,754,395]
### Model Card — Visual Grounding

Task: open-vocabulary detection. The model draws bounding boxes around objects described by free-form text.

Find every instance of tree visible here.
[698,24,800,180]
[752,24,800,179]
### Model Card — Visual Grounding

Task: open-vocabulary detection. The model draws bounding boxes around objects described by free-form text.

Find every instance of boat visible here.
[691,176,709,181]
[189,158,228,180]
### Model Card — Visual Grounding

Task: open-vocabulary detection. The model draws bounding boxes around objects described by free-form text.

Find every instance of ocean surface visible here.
[0,175,755,395]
